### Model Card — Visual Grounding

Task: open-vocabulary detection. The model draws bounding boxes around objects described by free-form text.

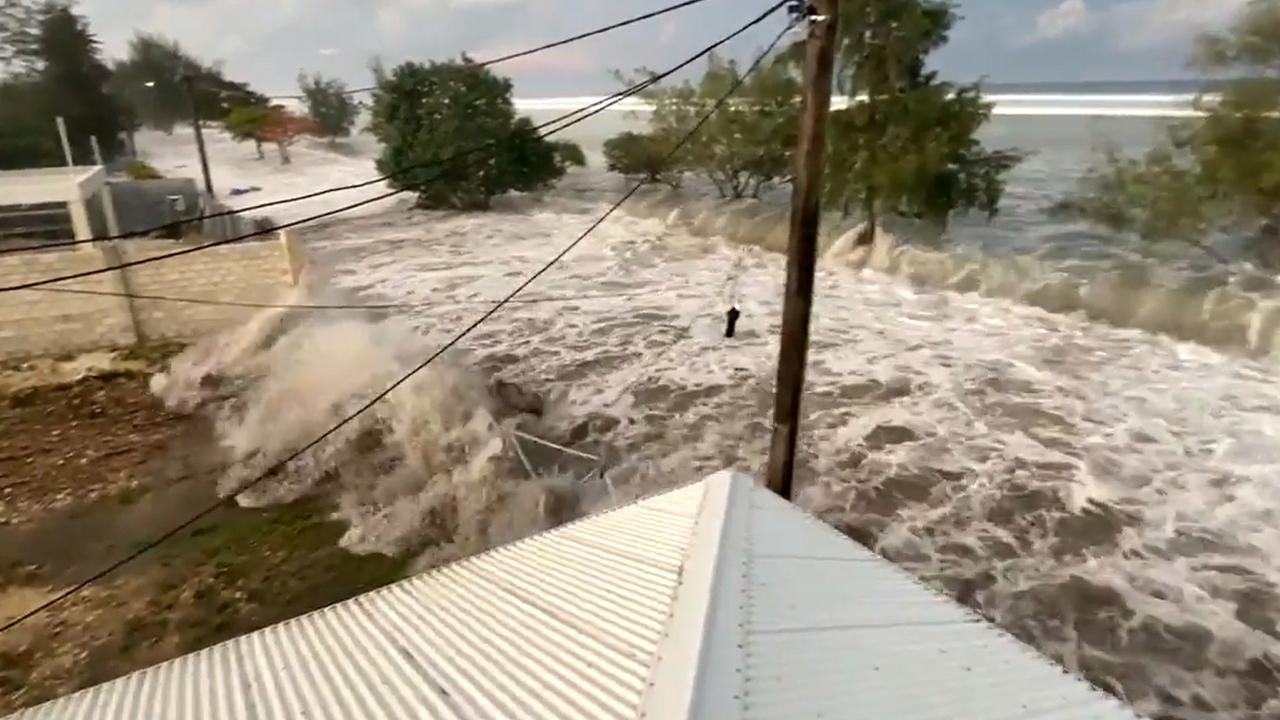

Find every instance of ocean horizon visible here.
[513,79,1215,117]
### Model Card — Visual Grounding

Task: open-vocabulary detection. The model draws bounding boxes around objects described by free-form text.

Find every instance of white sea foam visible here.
[152,184,1280,718]
[140,124,1279,719]
[515,93,1207,117]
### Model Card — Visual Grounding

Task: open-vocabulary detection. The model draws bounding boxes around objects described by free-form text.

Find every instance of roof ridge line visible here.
[638,471,753,720]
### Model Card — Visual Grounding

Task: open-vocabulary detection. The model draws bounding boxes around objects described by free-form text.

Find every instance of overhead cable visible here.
[0,4,794,636]
[0,0,788,292]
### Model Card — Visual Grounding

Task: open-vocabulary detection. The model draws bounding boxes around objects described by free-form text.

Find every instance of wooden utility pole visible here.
[182,74,215,196]
[765,0,839,499]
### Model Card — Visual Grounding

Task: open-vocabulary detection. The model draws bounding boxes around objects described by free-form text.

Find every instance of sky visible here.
[74,0,1248,98]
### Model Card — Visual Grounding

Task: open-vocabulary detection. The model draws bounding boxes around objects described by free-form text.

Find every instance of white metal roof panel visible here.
[8,482,707,720]
[8,474,1143,720]
[733,482,1140,720]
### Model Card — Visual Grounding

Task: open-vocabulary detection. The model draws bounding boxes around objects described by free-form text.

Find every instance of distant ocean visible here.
[343,78,1273,357]
[515,79,1216,118]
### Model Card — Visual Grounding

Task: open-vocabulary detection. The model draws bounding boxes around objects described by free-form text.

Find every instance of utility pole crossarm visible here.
[765,0,839,499]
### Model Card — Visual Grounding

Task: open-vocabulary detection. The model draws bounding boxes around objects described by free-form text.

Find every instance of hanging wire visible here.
[0,5,796,636]
[270,0,724,98]
[0,2,788,293]
[0,0,726,256]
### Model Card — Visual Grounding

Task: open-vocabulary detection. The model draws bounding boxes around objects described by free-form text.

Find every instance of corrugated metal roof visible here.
[8,483,707,720]
[8,473,1143,720]
[736,487,1138,720]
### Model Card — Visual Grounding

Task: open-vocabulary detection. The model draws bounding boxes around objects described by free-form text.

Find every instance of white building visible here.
[0,166,118,246]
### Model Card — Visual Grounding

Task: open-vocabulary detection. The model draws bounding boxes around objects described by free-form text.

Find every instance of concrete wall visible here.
[109,180,249,241]
[0,233,304,360]
[109,178,199,236]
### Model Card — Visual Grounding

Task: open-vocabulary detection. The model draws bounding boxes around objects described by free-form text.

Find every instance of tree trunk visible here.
[709,173,728,199]
[254,140,264,160]
[1255,218,1280,269]
[277,141,292,165]
[856,194,878,247]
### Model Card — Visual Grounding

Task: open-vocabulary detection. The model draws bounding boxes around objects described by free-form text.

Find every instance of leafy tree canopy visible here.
[625,51,800,199]
[550,140,586,171]
[225,104,272,159]
[112,33,264,132]
[1059,0,1280,265]
[368,57,566,210]
[603,131,681,187]
[298,72,359,145]
[0,2,123,167]
[826,0,1022,243]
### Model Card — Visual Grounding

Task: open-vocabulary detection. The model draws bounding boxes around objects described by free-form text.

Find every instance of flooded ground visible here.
[34,125,1268,720]
[206,183,1278,720]
[0,353,407,714]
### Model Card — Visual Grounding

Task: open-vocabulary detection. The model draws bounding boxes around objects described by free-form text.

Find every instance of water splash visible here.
[625,186,1280,358]
[151,291,585,562]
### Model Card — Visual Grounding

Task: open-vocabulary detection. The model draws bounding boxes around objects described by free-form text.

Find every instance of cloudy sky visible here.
[75,0,1246,98]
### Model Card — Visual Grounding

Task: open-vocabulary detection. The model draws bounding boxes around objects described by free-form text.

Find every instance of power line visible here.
[0,9,794,637]
[0,2,785,293]
[0,0,775,258]
[0,76,648,256]
[271,0,719,98]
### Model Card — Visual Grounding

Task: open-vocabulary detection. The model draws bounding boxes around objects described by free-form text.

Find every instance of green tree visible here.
[0,78,58,169]
[369,57,566,210]
[298,72,358,146]
[828,0,1022,246]
[27,3,122,163]
[603,131,680,186]
[1056,1,1280,268]
[550,140,586,172]
[112,33,264,133]
[629,52,800,199]
[0,0,40,73]
[110,34,195,133]
[225,104,272,159]
[500,117,562,190]
[1,2,56,169]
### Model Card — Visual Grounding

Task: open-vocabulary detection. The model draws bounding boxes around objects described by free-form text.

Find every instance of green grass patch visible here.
[139,498,409,655]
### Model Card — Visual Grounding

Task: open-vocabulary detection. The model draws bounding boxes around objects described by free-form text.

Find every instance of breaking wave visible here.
[273,198,1277,720]
[623,186,1280,359]
[150,281,594,566]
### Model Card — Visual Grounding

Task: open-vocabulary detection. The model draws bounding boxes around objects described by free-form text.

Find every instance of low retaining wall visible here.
[0,232,305,360]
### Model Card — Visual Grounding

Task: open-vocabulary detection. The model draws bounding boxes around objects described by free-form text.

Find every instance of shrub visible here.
[124,159,162,180]
[603,131,679,187]
[298,73,359,146]
[623,52,799,199]
[550,140,587,171]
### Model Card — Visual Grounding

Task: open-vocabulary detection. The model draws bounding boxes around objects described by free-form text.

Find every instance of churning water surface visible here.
[144,105,1280,719]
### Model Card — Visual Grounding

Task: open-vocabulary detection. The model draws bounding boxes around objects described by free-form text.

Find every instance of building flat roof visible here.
[0,166,105,205]
[6,473,1143,720]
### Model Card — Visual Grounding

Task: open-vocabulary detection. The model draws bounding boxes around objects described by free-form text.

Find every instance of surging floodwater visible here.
[141,104,1280,719]
[152,189,1279,719]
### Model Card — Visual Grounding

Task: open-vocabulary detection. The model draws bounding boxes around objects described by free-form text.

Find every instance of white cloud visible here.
[1019,0,1246,55]
[1032,0,1093,41]
[1107,0,1249,50]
